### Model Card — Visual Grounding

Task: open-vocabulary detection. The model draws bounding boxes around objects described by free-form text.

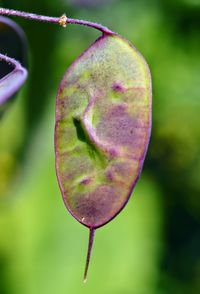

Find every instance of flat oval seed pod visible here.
[55,34,152,280]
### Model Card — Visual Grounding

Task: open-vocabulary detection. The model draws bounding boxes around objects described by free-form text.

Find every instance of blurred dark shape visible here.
[69,0,113,9]
[167,0,200,9]
[0,16,28,77]
[0,16,28,116]
[163,0,200,33]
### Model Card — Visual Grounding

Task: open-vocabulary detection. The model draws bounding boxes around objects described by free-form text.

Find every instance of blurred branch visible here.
[0,7,114,34]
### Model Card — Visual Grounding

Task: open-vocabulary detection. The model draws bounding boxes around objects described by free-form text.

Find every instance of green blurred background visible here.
[0,0,200,293]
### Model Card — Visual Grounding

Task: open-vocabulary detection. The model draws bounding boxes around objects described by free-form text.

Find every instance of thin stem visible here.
[0,8,60,24]
[0,7,114,35]
[67,18,114,35]
[84,228,95,283]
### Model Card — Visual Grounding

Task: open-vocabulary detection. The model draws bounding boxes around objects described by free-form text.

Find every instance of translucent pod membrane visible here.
[55,34,152,281]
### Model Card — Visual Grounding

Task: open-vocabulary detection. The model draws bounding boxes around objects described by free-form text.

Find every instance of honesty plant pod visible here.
[0,7,152,281]
[55,33,152,280]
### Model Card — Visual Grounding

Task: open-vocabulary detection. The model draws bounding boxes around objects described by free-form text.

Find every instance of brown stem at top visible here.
[0,7,114,35]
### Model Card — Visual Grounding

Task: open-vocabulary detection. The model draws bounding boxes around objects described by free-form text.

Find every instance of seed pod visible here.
[55,34,152,280]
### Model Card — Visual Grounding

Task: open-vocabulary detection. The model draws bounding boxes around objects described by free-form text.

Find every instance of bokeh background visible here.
[0,0,200,293]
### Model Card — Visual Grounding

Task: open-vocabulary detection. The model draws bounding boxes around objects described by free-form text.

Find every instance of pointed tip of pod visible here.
[83,228,96,282]
[83,277,87,284]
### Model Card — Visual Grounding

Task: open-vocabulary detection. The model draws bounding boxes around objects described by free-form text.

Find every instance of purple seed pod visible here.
[55,33,152,280]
